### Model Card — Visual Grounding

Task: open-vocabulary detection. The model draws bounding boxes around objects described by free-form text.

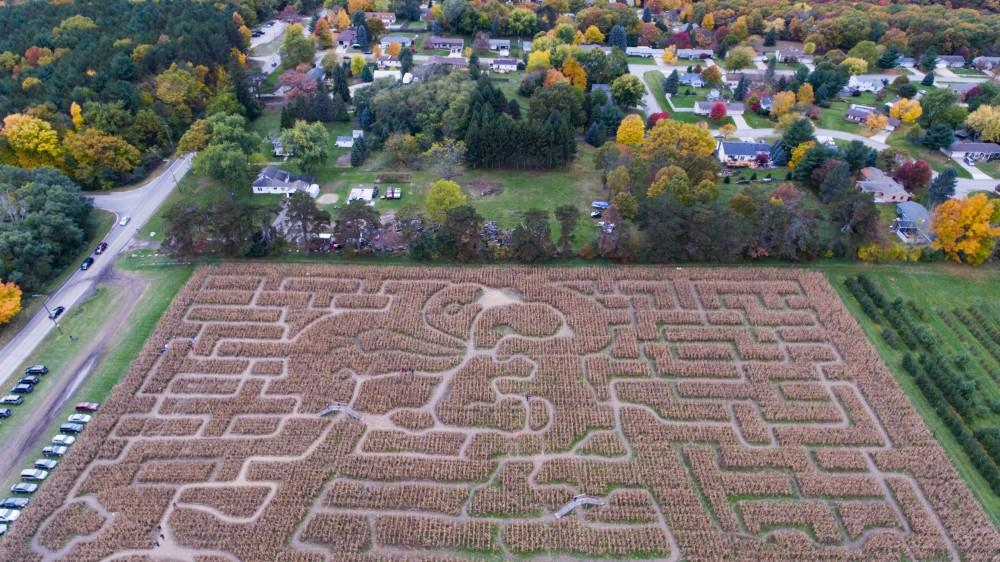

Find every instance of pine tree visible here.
[469,54,480,79]
[877,46,900,70]
[350,136,368,167]
[764,29,776,47]
[312,86,337,121]
[642,7,652,22]
[401,49,413,75]
[819,161,852,202]
[280,105,293,129]
[663,70,679,94]
[355,25,369,51]
[332,64,350,102]
[608,24,627,51]
[928,167,957,206]
[921,73,935,86]
[361,64,374,82]
[585,121,606,146]
[508,99,521,119]
[734,76,748,101]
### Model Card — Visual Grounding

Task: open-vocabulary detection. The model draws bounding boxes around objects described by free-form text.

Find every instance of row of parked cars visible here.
[0,403,98,536]
[1,364,50,409]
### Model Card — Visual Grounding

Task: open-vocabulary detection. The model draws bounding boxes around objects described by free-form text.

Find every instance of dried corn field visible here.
[3,265,999,561]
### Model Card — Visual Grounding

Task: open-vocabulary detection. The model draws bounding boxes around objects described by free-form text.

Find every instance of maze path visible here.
[2,266,998,561]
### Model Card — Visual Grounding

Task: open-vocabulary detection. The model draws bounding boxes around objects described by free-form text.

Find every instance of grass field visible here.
[887,125,973,179]
[976,160,1000,179]
[821,263,1000,525]
[0,210,115,350]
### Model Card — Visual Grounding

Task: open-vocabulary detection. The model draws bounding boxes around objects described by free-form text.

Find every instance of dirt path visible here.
[0,269,149,484]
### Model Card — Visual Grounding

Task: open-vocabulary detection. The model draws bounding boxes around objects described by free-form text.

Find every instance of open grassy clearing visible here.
[887,125,973,179]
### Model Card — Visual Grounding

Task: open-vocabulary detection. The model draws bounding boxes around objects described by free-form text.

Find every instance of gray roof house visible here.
[252,166,319,198]
[856,167,910,203]
[716,140,772,167]
[425,36,464,50]
[305,67,325,82]
[944,141,1000,162]
[677,48,713,59]
[937,55,967,67]
[973,56,1000,71]
[488,38,511,51]
[892,201,932,244]
[678,73,704,87]
[337,28,357,48]
[380,35,414,49]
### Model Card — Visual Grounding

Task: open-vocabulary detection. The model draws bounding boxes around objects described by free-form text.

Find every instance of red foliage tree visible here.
[279,70,318,99]
[646,111,670,128]
[709,102,727,121]
[893,159,933,191]
[672,32,691,49]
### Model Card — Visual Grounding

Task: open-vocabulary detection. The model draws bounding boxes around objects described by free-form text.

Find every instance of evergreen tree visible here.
[510,209,556,263]
[928,167,957,206]
[642,7,652,22]
[781,118,815,152]
[507,99,521,119]
[919,47,938,72]
[608,24,627,51]
[764,29,776,47]
[280,106,294,129]
[819,161,852,202]
[585,121,606,146]
[331,96,350,121]
[361,64,374,82]
[332,64,351,102]
[352,11,367,28]
[554,204,579,256]
[312,83,337,121]
[770,143,789,166]
[355,25,369,50]
[877,46,900,70]
[663,70,679,94]
[843,140,875,172]
[469,54,480,79]
[921,73,935,86]
[734,76,748,101]
[400,49,414,75]
[921,123,954,150]
[350,136,368,167]
[359,107,374,130]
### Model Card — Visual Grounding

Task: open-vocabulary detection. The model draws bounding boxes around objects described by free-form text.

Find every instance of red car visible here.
[75,402,99,413]
[94,242,108,255]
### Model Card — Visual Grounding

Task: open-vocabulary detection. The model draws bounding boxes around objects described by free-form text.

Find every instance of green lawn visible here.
[951,67,985,77]
[887,124,973,179]
[975,160,1000,179]
[820,263,1000,525]
[816,103,863,135]
[0,263,193,492]
[0,209,115,349]
[741,111,774,129]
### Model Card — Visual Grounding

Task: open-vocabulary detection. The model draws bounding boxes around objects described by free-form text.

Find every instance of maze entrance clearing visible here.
[5,266,998,561]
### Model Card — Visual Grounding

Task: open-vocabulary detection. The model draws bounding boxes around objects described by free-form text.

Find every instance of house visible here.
[724,72,766,89]
[678,73,704,87]
[892,201,933,244]
[694,101,744,115]
[337,28,357,48]
[425,36,464,51]
[759,96,773,112]
[488,39,511,52]
[377,55,401,69]
[579,44,612,54]
[973,56,1000,71]
[335,130,365,148]
[706,88,721,102]
[271,136,291,157]
[373,70,401,81]
[379,35,414,49]
[626,46,661,57]
[776,48,812,64]
[677,48,713,60]
[847,74,893,93]
[489,58,518,73]
[426,56,467,68]
[944,141,1000,162]
[944,82,978,96]
[522,41,532,53]
[252,166,319,198]
[897,56,917,68]
[305,67,325,82]
[716,140,772,168]
[365,12,396,26]
[937,55,966,68]
[856,167,911,203]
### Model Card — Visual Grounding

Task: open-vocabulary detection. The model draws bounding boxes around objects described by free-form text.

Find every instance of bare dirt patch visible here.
[462,177,504,197]
[316,193,339,205]
[335,154,351,168]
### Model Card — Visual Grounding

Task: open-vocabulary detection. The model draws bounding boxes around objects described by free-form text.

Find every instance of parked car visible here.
[34,459,57,470]
[19,376,39,386]
[0,395,23,406]
[11,384,33,394]
[20,469,47,481]
[48,305,65,319]
[0,409,10,418]
[0,509,20,523]
[0,524,7,536]
[60,423,84,434]
[67,414,92,424]
[42,446,67,457]
[590,211,602,218]
[76,402,100,413]
[10,483,37,494]
[119,215,131,226]
[94,241,108,255]
[80,257,94,271]
[24,365,47,376]
[0,498,28,509]
[52,435,75,446]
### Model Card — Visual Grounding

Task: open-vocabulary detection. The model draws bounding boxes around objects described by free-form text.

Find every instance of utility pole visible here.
[31,293,72,340]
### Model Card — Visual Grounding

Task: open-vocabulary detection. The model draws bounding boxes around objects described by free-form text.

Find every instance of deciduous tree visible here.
[931,193,1000,266]
[281,120,329,174]
[0,281,21,325]
[610,74,644,107]
[425,179,467,222]
[615,114,644,146]
[890,98,922,123]
[1,113,63,169]
[281,24,317,68]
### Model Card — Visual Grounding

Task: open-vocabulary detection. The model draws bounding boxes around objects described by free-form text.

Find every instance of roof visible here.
[845,107,872,121]
[938,55,966,63]
[948,141,1000,153]
[338,28,356,42]
[252,166,315,189]
[427,56,466,66]
[974,56,1000,62]
[427,35,464,46]
[726,72,765,82]
[488,38,511,46]
[679,73,703,83]
[491,58,518,66]
[381,35,411,44]
[696,101,744,111]
[720,141,772,157]
[852,74,893,83]
[897,201,930,225]
[305,67,324,81]
[857,167,907,197]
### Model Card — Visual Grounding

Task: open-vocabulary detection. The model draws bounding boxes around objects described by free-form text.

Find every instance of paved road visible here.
[0,153,193,384]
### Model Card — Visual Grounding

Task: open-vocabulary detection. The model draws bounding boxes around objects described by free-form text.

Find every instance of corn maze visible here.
[3,265,999,561]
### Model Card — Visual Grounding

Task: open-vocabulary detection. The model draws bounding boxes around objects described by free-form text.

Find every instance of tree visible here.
[921,123,955,151]
[928,168,957,206]
[64,128,142,190]
[611,75,644,108]
[890,99,922,123]
[966,105,1000,142]
[384,133,422,167]
[562,58,587,91]
[350,54,366,77]
[644,120,716,156]
[608,24,627,51]
[733,76,749,102]
[701,65,722,87]
[0,281,21,324]
[2,114,63,169]
[585,121,606,146]
[361,64,374,82]
[780,118,815,152]
[607,165,631,195]
[527,50,551,72]
[355,25,369,50]
[613,192,638,220]
[616,114,644,147]
[893,160,933,191]
[281,24,316,68]
[796,83,814,107]
[438,205,483,262]
[919,48,938,73]
[818,160,852,202]
[701,13,715,30]
[788,141,816,171]
[842,140,875,172]
[877,46,900,70]
[350,136,368,167]
[709,102,727,121]
[334,199,380,253]
[281,121,329,174]
[314,18,334,49]
[510,209,555,263]
[332,64,351,102]
[554,204,579,256]
[286,191,331,254]
[864,113,888,134]
[932,194,1000,266]
[423,140,466,179]
[336,10,351,30]
[839,57,868,75]
[663,70,679,95]
[661,46,677,65]
[400,48,414,76]
[831,190,880,255]
[919,88,960,128]
[425,179,467,223]
[724,46,755,70]
[194,143,251,189]
[584,25,605,44]
[921,73,935,87]
[771,91,796,117]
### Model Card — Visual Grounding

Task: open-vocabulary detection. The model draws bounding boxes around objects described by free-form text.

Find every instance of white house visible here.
[678,73,704,87]
[716,140,772,168]
[488,39,511,52]
[694,101,744,116]
[847,74,893,93]
[856,167,910,203]
[489,58,518,73]
[336,130,365,148]
[944,141,1000,162]
[626,46,662,57]
[377,55,401,69]
[252,166,319,198]
[937,55,967,68]
[677,48,713,60]
[271,136,291,157]
[379,35,414,49]
[364,12,396,26]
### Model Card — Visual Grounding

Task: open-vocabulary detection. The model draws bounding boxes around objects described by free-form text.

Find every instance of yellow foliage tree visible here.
[70,101,84,131]
[336,10,351,30]
[350,54,366,76]
[616,114,644,147]
[661,45,677,64]
[643,119,716,156]
[425,179,467,223]
[387,42,402,57]
[1,113,63,168]
[314,18,334,49]
[526,50,551,72]
[702,12,714,30]
[839,57,868,75]
[890,98,922,123]
[931,193,1000,266]
[965,105,1000,142]
[719,123,736,139]
[0,281,21,325]
[561,57,587,91]
[796,83,814,106]
[583,25,605,44]
[864,113,888,134]
[788,141,815,170]
[770,91,796,117]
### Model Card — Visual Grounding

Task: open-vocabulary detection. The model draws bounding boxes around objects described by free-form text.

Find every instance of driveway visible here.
[953,158,992,180]
[730,114,750,129]
[0,153,194,383]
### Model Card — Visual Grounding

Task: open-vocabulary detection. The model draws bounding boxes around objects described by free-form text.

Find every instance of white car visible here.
[67,414,92,424]
[20,469,47,481]
[119,215,131,226]
[0,509,19,523]
[34,459,57,470]
[0,523,6,536]
[52,435,75,446]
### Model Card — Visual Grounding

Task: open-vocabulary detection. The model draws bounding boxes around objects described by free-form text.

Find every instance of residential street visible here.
[0,153,194,384]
